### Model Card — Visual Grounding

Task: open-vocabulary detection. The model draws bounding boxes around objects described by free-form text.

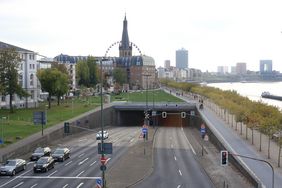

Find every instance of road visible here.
[0,127,140,188]
[135,127,214,188]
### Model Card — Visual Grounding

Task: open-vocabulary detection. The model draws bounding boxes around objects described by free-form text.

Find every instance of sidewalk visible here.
[106,127,155,188]
[204,99,282,175]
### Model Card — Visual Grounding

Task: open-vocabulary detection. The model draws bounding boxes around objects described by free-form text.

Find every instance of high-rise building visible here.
[236,62,247,75]
[260,60,272,73]
[217,66,228,74]
[176,48,188,69]
[164,60,170,69]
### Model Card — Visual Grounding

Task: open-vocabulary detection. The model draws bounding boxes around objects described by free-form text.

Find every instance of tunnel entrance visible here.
[113,103,199,127]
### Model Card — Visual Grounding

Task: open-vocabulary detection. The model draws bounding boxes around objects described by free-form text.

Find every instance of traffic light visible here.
[220,150,228,166]
[162,112,167,118]
[181,112,186,118]
[64,122,70,134]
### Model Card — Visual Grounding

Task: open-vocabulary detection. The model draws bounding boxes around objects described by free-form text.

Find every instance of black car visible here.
[30,147,51,161]
[51,148,70,162]
[0,159,26,176]
[33,156,55,173]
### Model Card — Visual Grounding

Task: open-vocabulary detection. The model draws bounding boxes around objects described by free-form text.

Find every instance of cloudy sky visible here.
[1,0,282,72]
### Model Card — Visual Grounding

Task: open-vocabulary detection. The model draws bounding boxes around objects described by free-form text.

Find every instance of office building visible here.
[176,48,188,69]
[164,60,170,69]
[260,60,272,73]
[236,62,247,75]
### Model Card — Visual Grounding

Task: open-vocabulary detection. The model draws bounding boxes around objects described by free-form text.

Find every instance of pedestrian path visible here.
[165,88,282,188]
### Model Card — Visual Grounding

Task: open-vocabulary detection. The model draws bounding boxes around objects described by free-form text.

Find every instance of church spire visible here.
[119,14,132,57]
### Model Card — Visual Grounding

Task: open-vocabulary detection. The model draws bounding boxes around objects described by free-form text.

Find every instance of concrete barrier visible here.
[0,104,114,162]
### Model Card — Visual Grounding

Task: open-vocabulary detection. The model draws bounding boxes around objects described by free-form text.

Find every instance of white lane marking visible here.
[78,158,89,165]
[79,139,87,142]
[106,158,111,163]
[182,129,196,155]
[18,176,100,179]
[90,161,97,167]
[48,170,57,177]
[76,171,84,177]
[0,169,31,188]
[178,170,182,176]
[12,181,24,188]
[78,153,85,158]
[76,183,84,188]
[30,183,38,188]
[62,184,68,188]
[64,161,72,166]
[174,156,177,161]
[177,185,181,188]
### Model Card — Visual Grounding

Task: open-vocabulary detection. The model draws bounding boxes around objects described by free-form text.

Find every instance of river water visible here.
[207,81,282,110]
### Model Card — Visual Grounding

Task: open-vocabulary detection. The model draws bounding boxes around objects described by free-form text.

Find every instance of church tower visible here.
[119,15,132,57]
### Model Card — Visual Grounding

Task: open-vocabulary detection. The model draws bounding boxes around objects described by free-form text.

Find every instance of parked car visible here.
[33,156,55,173]
[51,147,70,162]
[30,147,51,161]
[0,159,26,176]
[96,130,109,140]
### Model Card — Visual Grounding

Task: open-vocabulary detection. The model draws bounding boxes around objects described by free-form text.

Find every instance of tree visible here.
[113,68,127,85]
[37,68,69,108]
[0,48,29,113]
[54,71,69,106]
[86,56,98,87]
[51,61,68,75]
[76,60,90,87]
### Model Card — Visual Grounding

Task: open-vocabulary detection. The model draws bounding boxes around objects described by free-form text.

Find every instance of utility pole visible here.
[100,58,105,188]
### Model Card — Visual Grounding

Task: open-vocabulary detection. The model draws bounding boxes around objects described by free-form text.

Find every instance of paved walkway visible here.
[107,127,155,188]
[177,90,282,188]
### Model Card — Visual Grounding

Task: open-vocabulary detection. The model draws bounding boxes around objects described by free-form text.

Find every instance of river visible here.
[207,81,282,110]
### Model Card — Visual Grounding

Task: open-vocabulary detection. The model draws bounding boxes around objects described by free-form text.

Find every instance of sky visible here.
[1,0,282,72]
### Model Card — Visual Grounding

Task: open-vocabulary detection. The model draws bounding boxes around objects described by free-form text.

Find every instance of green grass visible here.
[111,89,183,103]
[0,90,182,147]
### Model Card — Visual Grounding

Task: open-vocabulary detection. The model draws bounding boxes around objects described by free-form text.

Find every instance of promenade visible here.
[175,89,282,188]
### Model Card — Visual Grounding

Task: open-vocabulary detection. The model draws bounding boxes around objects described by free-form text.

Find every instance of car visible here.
[96,130,109,140]
[33,156,55,173]
[0,159,26,176]
[51,147,70,162]
[30,147,51,161]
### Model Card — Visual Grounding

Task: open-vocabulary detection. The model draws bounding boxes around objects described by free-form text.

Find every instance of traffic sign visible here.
[0,138,3,144]
[96,178,102,188]
[100,156,107,165]
[142,128,148,134]
[33,111,46,125]
[98,143,113,154]
[100,165,107,171]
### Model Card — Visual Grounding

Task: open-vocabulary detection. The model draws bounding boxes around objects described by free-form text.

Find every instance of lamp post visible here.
[1,116,6,144]
[100,58,105,188]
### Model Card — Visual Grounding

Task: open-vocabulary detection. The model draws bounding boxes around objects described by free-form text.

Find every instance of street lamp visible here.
[100,58,106,188]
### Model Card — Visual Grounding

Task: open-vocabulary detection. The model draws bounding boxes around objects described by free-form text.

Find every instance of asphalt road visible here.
[0,127,140,188]
[135,127,214,188]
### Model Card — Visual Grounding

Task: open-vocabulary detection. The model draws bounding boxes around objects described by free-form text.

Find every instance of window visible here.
[20,63,23,70]
[30,64,32,69]
[31,90,34,99]
[19,74,23,87]
[30,74,34,86]
[1,96,5,102]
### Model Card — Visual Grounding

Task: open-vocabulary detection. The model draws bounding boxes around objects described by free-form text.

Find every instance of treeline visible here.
[161,79,282,136]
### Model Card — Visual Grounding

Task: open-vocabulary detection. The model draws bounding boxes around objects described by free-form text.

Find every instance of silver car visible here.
[0,159,26,176]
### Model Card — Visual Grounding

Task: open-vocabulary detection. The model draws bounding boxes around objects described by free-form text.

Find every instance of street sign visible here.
[0,138,3,144]
[204,134,209,141]
[142,128,148,134]
[100,165,107,171]
[96,178,102,188]
[33,111,46,125]
[98,143,113,154]
[100,156,107,165]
